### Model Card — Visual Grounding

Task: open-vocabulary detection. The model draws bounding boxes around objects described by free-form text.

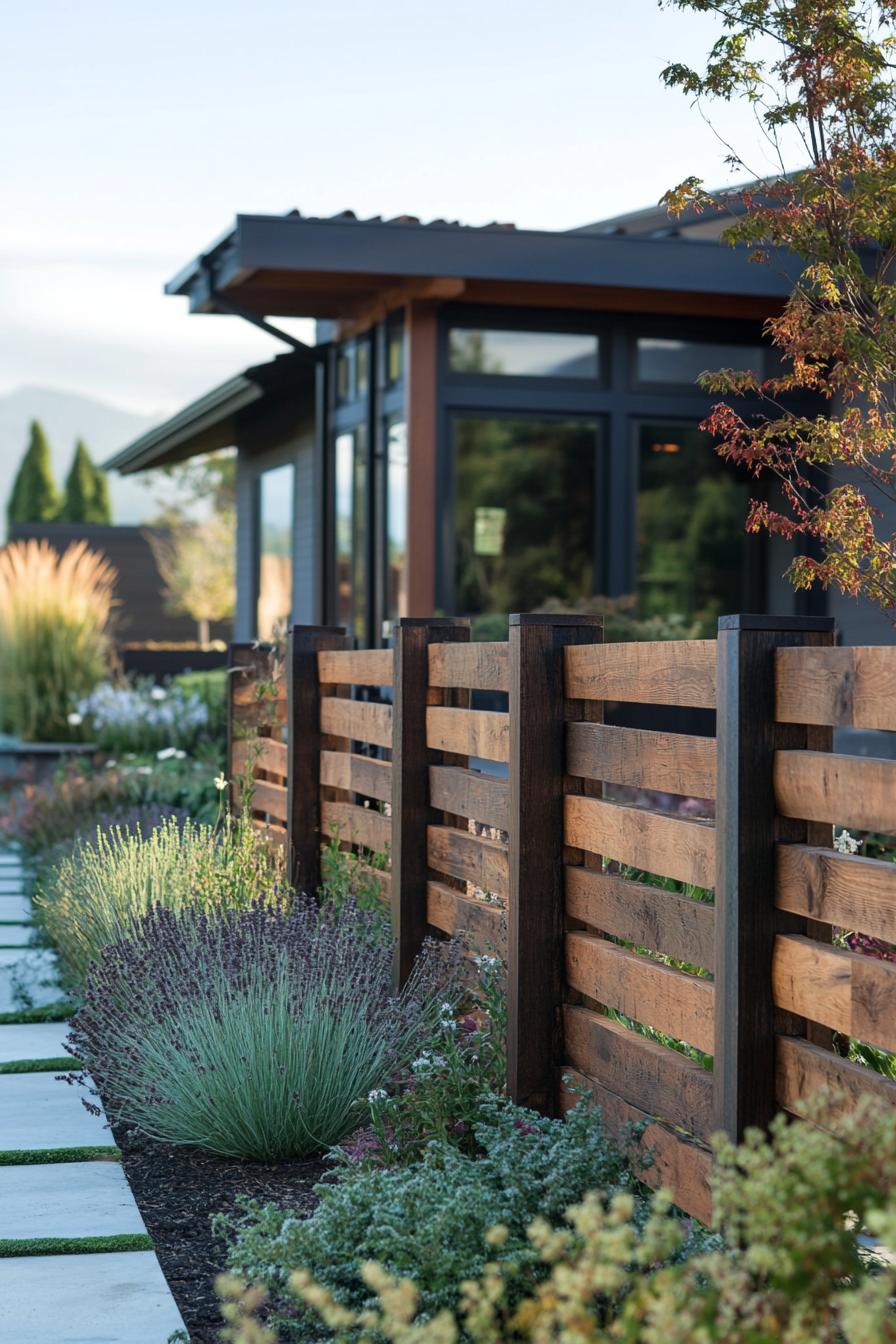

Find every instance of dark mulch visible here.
[113,1118,326,1343]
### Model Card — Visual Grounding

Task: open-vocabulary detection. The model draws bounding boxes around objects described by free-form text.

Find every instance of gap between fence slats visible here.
[426,880,506,952]
[320,697,393,749]
[425,706,509,763]
[319,750,392,804]
[776,645,896,731]
[776,1034,896,1123]
[564,640,716,707]
[429,765,509,831]
[566,721,716,800]
[428,641,510,692]
[426,824,510,899]
[316,648,393,686]
[774,750,896,834]
[565,865,715,971]
[776,844,896,946]
[565,930,715,1056]
[773,934,896,1053]
[320,800,391,855]
[564,795,715,890]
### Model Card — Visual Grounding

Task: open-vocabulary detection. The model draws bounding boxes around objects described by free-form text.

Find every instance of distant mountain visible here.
[0,386,159,537]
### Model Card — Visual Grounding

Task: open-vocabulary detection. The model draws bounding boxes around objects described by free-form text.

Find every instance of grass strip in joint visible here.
[0,1001,72,1026]
[0,1057,80,1075]
[0,1233,153,1257]
[0,1146,119,1166]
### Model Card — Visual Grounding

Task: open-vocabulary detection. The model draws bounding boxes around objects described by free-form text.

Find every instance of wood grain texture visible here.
[774,750,896,833]
[429,765,509,831]
[564,795,715,889]
[320,750,392,804]
[558,1069,713,1224]
[776,1034,896,1121]
[776,645,896,730]
[426,880,506,953]
[321,800,391,855]
[428,640,510,692]
[563,1005,714,1138]
[427,824,510,899]
[316,648,393,686]
[251,778,288,823]
[425,706,509,763]
[773,933,896,1052]
[231,737,289,780]
[565,865,715,971]
[776,844,896,945]
[566,721,716,799]
[320,696,393,749]
[564,639,716,707]
[565,930,715,1055]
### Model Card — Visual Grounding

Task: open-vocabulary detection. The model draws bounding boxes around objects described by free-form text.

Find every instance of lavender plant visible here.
[74,677,210,755]
[68,899,460,1160]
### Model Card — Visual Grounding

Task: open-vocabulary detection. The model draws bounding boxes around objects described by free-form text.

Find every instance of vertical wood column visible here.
[507,613,603,1113]
[391,616,470,987]
[404,302,438,617]
[714,613,835,1141]
[287,624,351,896]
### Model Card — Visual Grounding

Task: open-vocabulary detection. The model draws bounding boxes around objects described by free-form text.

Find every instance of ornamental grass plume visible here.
[68,898,461,1160]
[0,539,116,741]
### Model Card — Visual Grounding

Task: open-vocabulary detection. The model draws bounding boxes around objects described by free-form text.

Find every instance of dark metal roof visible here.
[103,345,316,476]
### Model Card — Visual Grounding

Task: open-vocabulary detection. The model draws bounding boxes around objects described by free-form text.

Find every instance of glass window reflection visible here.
[449,328,599,379]
[257,463,294,640]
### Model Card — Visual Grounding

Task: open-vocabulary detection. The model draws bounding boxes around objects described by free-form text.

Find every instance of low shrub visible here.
[172,668,228,742]
[216,1098,696,1339]
[36,813,287,985]
[74,677,211,755]
[318,834,390,931]
[68,899,459,1161]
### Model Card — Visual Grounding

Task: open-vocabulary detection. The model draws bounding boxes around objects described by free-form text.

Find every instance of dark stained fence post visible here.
[507,613,603,1113]
[391,617,470,987]
[714,613,835,1141]
[287,625,351,896]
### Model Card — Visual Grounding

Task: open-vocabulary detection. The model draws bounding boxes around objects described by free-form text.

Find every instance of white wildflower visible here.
[156,747,178,761]
[136,765,153,776]
[174,749,187,760]
[150,686,167,701]
[834,828,860,855]
[367,1088,388,1104]
[214,772,228,792]
[67,711,83,726]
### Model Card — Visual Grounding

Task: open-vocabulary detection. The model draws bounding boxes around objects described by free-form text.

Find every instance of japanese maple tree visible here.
[661,0,896,611]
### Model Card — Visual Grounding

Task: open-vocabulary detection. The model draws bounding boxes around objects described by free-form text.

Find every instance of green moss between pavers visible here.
[0,1233,153,1257]
[0,1001,72,1025]
[0,1146,119,1165]
[0,1057,80,1074]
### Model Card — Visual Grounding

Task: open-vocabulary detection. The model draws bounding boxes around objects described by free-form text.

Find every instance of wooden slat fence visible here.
[227,642,288,856]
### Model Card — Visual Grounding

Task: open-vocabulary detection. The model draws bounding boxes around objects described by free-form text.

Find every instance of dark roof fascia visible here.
[166,213,801,314]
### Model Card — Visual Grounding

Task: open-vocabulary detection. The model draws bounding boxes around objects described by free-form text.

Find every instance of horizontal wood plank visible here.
[426,880,506,953]
[564,640,716,708]
[776,844,896,946]
[564,1005,713,1138]
[251,818,287,854]
[564,795,715,890]
[776,1034,896,1123]
[321,800,391,855]
[426,706,509,763]
[317,648,393,686]
[776,645,896,731]
[427,824,509,899]
[559,1069,712,1224]
[565,865,715,970]
[566,721,716,800]
[773,934,896,1053]
[429,765,509,831]
[566,930,715,1055]
[320,750,392,804]
[428,640,509,692]
[775,750,896,834]
[251,778,288,823]
[232,678,286,707]
[231,699,287,729]
[231,736,288,780]
[320,697,392,749]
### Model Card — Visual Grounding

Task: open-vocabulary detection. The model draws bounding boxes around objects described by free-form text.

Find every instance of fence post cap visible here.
[508,612,603,628]
[394,616,471,629]
[718,613,836,633]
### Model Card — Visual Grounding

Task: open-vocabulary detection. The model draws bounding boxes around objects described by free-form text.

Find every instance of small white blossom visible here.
[104,760,118,770]
[214,772,228,792]
[174,749,187,760]
[157,747,178,761]
[150,686,168,701]
[367,1088,388,1104]
[67,711,83,726]
[834,828,860,855]
[136,765,153,775]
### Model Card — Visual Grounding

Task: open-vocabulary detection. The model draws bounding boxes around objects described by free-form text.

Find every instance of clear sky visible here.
[1,0,798,417]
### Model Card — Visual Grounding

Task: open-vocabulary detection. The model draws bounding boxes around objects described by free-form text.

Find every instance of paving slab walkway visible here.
[0,839,186,1342]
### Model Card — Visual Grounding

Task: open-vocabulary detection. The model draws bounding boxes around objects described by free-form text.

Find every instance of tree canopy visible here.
[7,421,60,528]
[59,440,113,524]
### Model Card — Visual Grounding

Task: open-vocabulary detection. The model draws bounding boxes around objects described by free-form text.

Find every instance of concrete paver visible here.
[0,894,31,922]
[0,1072,110,1150]
[0,1021,73,1064]
[0,949,60,1013]
[0,1160,147,1240]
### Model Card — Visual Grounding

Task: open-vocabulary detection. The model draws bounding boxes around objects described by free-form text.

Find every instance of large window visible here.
[334,427,368,642]
[385,417,408,624]
[257,463,294,639]
[635,337,769,387]
[449,327,599,379]
[453,416,598,616]
[636,422,756,633]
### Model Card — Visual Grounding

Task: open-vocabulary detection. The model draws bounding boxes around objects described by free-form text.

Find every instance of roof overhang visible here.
[166,212,800,323]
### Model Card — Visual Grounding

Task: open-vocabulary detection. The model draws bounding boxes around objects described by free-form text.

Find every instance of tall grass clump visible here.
[0,539,116,741]
[35,814,288,986]
[68,900,460,1160]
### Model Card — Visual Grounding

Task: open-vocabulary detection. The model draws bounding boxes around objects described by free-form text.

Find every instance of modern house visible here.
[105,203,892,649]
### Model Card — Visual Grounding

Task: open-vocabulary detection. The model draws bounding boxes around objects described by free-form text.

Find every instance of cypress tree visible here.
[89,457,113,524]
[6,421,60,527]
[59,440,111,524]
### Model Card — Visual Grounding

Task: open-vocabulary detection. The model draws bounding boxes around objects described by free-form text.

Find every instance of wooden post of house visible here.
[714,613,836,1141]
[507,613,603,1113]
[287,624,351,896]
[391,616,470,987]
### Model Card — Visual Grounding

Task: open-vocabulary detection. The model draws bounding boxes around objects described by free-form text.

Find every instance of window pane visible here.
[449,328,599,379]
[455,417,596,615]
[257,463,294,639]
[386,316,405,385]
[352,425,368,644]
[334,432,353,630]
[356,341,369,397]
[386,418,408,623]
[637,423,755,635]
[636,337,766,386]
[336,347,352,402]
